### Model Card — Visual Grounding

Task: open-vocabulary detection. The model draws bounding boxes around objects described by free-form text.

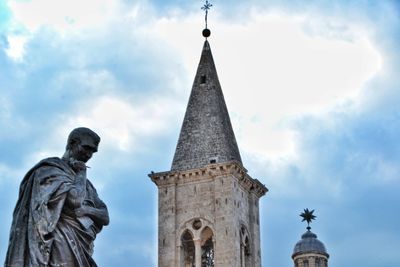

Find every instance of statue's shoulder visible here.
[31,157,71,174]
[19,158,72,191]
[35,157,64,167]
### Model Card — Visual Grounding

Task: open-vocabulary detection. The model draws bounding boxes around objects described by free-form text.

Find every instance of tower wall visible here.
[157,183,177,267]
[213,171,240,267]
[249,193,262,266]
[151,162,266,267]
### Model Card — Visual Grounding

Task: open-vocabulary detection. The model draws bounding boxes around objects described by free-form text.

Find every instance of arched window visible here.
[201,227,214,267]
[303,260,309,267]
[315,258,321,267]
[181,230,195,267]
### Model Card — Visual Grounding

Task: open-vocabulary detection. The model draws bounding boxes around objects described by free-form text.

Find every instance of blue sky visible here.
[0,0,399,266]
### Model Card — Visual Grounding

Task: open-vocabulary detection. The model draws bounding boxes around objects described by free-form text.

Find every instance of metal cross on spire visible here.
[201,0,213,29]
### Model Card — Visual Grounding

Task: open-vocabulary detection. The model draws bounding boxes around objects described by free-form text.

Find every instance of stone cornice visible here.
[292,252,330,260]
[149,161,268,198]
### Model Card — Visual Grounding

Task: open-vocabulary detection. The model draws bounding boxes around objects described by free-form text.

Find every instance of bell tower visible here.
[149,3,268,266]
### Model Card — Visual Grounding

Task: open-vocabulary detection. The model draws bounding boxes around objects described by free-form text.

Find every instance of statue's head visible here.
[66,127,100,163]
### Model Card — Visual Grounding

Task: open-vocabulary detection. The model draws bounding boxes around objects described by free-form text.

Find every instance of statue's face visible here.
[70,135,99,163]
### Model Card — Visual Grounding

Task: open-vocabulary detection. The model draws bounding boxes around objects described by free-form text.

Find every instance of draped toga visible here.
[5,157,107,267]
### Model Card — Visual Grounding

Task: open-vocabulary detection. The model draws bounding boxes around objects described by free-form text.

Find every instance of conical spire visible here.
[171,40,242,171]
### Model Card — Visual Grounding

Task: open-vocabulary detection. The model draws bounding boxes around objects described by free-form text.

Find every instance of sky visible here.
[0,0,399,266]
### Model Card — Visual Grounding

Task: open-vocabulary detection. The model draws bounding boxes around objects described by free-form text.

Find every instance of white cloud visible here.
[2,3,384,192]
[5,34,28,60]
[61,94,180,152]
[4,0,143,61]
[3,1,384,165]
[147,11,382,159]
[8,0,121,34]
[23,93,181,184]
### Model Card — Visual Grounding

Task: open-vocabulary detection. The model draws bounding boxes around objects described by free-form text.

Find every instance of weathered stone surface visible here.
[150,162,267,267]
[151,40,267,267]
[5,127,109,267]
[171,41,242,171]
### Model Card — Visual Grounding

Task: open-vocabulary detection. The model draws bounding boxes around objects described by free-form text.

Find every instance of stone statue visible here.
[4,127,109,267]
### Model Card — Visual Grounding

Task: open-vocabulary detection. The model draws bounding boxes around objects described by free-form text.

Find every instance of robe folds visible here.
[5,157,107,267]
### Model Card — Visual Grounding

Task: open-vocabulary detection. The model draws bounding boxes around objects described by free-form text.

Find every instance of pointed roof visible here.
[171,40,242,171]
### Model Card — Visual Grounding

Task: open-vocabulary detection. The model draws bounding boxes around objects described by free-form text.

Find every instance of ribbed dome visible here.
[292,230,329,257]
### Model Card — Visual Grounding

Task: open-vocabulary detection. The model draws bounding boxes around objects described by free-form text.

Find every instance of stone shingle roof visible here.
[171,40,242,171]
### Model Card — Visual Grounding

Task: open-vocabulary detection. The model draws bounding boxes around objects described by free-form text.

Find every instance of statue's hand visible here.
[74,206,95,229]
[74,206,89,217]
[70,160,87,173]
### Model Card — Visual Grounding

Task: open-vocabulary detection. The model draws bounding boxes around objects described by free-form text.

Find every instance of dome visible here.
[292,230,329,258]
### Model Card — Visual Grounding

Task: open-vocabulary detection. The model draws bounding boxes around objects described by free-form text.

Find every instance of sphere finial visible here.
[202,28,211,38]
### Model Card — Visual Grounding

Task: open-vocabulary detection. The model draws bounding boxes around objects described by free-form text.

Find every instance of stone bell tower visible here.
[149,14,268,267]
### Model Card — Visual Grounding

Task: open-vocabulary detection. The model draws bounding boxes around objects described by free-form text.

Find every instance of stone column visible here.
[240,244,245,267]
[176,245,182,267]
[309,256,316,267]
[212,238,216,266]
[194,239,202,267]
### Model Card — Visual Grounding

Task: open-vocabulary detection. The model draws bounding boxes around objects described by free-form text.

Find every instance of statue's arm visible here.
[75,203,109,226]
[65,162,87,208]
